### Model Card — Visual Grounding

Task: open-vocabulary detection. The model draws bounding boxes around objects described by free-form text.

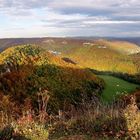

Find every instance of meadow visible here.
[98,75,139,102]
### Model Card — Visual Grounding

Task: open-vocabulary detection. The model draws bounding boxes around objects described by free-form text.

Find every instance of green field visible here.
[98,75,139,102]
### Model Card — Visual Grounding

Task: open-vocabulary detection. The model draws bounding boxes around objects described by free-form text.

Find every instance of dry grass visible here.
[0,94,140,140]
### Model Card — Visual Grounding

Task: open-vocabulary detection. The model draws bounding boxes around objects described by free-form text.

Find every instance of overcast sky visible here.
[0,0,140,38]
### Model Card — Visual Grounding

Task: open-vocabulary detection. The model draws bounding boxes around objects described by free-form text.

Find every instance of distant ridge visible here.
[73,36,140,45]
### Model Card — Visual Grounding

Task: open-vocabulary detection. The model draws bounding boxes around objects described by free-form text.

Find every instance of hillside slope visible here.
[94,39,140,54]
[37,38,140,74]
[0,45,104,113]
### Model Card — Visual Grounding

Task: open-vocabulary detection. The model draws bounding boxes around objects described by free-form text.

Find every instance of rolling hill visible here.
[43,38,140,74]
[0,37,140,74]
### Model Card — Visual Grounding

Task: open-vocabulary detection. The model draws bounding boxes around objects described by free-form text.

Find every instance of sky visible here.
[0,0,140,38]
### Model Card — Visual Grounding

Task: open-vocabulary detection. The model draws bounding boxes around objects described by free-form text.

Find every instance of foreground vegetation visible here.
[0,92,140,140]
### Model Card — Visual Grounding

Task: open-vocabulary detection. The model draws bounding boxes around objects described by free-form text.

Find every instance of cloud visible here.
[0,0,49,9]
[83,20,140,25]
[0,0,140,37]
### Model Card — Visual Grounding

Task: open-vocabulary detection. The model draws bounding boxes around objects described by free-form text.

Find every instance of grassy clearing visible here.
[98,75,139,102]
